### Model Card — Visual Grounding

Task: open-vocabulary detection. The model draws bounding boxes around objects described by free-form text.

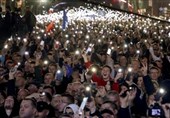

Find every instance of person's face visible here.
[129,46,135,55]
[86,98,95,109]
[137,77,143,88]
[132,60,140,70]
[36,110,49,118]
[153,45,160,56]
[119,56,127,66]
[47,53,54,60]
[48,65,56,74]
[155,61,162,68]
[106,94,119,106]
[58,96,69,112]
[51,95,62,109]
[102,113,114,118]
[27,84,38,94]
[19,100,36,118]
[71,71,80,82]
[15,77,25,87]
[100,54,107,62]
[71,82,83,95]
[24,62,32,72]
[66,83,73,95]
[17,90,29,101]
[65,107,74,117]
[14,71,24,78]
[4,96,14,110]
[101,67,111,80]
[150,69,159,80]
[44,75,53,85]
[100,103,114,113]
[65,57,72,65]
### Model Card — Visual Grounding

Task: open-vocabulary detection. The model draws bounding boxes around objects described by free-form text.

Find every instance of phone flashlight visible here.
[85,86,91,92]
[75,50,80,55]
[111,47,114,50]
[37,36,41,39]
[41,29,45,33]
[86,35,89,39]
[56,41,59,44]
[159,88,165,94]
[91,67,97,73]
[118,68,122,73]
[128,67,132,72]
[4,44,8,49]
[8,38,12,41]
[25,51,29,55]
[65,34,69,38]
[129,86,133,90]
[136,50,140,54]
[66,40,69,44]
[17,37,21,40]
[107,48,111,55]
[42,92,46,96]
[43,60,48,65]
[124,44,128,48]
[23,38,27,42]
[17,62,21,66]
[57,70,61,74]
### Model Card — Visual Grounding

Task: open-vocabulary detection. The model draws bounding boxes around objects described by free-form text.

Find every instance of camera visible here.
[148,103,163,117]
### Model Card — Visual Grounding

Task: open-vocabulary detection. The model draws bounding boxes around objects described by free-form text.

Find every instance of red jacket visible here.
[85,61,119,91]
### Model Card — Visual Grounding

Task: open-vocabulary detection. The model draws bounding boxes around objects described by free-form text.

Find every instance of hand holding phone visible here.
[107,48,112,55]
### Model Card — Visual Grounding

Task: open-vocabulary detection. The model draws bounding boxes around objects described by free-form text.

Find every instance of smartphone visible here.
[10,65,18,73]
[55,70,63,81]
[79,97,88,115]
[107,48,112,55]
[40,40,44,46]
[86,47,92,54]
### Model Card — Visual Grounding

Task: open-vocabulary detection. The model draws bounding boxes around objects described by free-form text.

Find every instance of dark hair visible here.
[103,101,118,110]
[101,109,114,115]
[149,66,159,72]
[44,92,52,102]
[61,94,74,104]
[102,65,112,73]
[23,98,37,108]
[0,7,2,12]
[6,6,11,11]
[0,91,7,99]
[43,85,55,95]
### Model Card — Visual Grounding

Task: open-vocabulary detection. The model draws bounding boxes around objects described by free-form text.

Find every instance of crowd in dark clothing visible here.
[0,3,170,118]
[0,6,36,42]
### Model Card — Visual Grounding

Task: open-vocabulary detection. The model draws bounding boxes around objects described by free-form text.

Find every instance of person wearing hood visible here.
[63,104,79,118]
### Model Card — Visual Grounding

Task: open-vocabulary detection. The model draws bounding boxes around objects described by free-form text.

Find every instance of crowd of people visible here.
[0,5,36,42]
[0,3,170,118]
